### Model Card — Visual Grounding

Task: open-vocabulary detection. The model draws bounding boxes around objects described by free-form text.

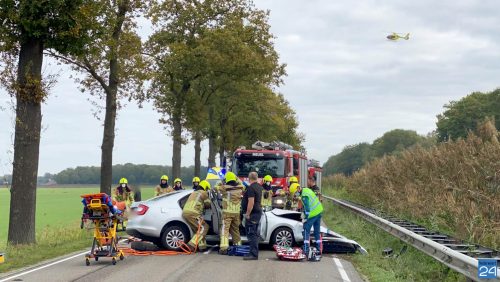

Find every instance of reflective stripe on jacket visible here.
[219,184,243,214]
[183,190,209,215]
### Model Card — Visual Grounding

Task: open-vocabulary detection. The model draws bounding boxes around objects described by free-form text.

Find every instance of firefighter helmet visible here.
[199,180,211,191]
[224,171,238,183]
[119,178,128,184]
[289,176,298,183]
[174,178,182,184]
[263,175,273,182]
[192,176,201,183]
[160,175,169,181]
[289,183,300,195]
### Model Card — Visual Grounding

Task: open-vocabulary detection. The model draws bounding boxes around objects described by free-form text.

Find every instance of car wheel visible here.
[270,227,294,247]
[160,225,189,250]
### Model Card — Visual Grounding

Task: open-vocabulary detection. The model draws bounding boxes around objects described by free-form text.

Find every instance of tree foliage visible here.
[323,143,371,176]
[323,129,434,176]
[436,89,500,142]
[147,0,296,175]
[371,129,425,158]
[47,0,149,194]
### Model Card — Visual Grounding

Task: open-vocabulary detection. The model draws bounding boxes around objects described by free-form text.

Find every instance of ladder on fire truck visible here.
[251,140,294,151]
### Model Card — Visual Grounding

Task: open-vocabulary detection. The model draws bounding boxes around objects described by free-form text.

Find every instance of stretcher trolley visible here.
[80,193,125,266]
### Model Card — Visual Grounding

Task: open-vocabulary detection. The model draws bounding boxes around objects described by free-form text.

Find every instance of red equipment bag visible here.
[273,245,306,261]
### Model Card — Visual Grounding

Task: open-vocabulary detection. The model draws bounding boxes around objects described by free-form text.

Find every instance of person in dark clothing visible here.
[308,175,322,201]
[242,171,262,260]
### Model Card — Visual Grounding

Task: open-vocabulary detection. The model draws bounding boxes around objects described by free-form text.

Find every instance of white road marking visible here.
[0,251,88,282]
[333,257,351,282]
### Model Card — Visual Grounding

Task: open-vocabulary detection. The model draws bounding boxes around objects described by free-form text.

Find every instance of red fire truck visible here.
[231,141,322,208]
[308,159,323,189]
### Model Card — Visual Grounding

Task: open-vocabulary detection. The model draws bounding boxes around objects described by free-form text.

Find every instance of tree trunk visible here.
[8,38,44,245]
[99,87,117,195]
[208,106,216,167]
[194,131,201,177]
[219,143,225,167]
[219,116,227,167]
[208,135,216,168]
[172,112,182,178]
[171,82,191,179]
[99,3,128,194]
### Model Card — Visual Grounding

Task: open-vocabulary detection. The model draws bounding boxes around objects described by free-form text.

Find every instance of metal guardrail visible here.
[323,195,500,282]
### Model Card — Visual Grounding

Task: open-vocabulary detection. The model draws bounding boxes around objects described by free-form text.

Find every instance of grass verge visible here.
[323,195,464,282]
[0,225,92,273]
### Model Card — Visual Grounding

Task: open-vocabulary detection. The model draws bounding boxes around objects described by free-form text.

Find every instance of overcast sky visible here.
[1,0,500,175]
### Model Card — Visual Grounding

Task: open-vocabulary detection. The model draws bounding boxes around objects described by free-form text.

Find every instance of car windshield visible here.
[207,179,221,189]
[233,154,285,178]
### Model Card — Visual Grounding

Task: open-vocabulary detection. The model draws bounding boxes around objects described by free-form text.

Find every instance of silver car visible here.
[126,189,365,253]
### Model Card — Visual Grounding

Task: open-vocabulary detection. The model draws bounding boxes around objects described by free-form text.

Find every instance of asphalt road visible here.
[0,246,364,282]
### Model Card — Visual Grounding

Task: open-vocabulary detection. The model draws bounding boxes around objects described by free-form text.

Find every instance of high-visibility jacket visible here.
[183,190,209,215]
[155,185,173,196]
[218,184,243,214]
[301,187,323,218]
[113,186,134,207]
[261,188,273,207]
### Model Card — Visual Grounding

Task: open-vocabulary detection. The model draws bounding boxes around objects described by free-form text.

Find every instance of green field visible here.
[0,186,157,243]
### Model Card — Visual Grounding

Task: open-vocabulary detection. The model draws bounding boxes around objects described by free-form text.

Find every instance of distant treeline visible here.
[0,164,209,186]
[323,129,436,176]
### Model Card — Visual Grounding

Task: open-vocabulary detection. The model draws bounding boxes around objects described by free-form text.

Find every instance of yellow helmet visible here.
[174,178,182,184]
[160,175,169,181]
[199,180,211,191]
[263,175,273,182]
[289,176,298,183]
[119,178,128,184]
[224,171,238,183]
[192,176,200,183]
[289,183,300,195]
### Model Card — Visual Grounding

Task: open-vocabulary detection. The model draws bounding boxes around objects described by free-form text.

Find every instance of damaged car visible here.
[126,189,366,254]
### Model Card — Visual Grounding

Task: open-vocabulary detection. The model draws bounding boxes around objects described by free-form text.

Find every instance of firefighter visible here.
[285,176,299,210]
[289,183,324,256]
[113,178,134,207]
[182,180,211,252]
[261,175,273,211]
[173,178,183,191]
[192,176,201,190]
[155,175,171,196]
[218,172,244,255]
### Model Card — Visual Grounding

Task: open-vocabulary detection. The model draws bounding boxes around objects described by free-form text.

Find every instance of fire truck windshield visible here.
[233,154,285,178]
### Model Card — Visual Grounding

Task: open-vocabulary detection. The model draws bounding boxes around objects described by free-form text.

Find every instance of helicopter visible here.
[386,32,410,41]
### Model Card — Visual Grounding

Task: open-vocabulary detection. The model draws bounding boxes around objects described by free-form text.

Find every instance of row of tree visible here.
[0,0,302,245]
[53,164,206,185]
[324,88,500,176]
